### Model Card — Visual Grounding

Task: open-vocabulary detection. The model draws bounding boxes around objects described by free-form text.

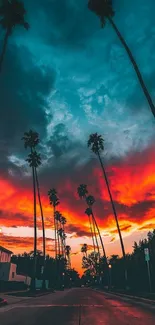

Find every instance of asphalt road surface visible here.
[1,288,155,325]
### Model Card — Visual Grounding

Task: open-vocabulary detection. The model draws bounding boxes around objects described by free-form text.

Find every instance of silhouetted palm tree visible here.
[85,207,96,253]
[55,210,62,257]
[22,130,40,291]
[0,0,29,72]
[61,216,67,231]
[22,130,46,290]
[58,227,64,256]
[86,195,101,260]
[34,163,46,290]
[81,244,88,258]
[48,189,59,258]
[65,245,71,269]
[88,0,155,119]
[77,184,96,254]
[61,216,67,258]
[77,184,88,199]
[81,245,85,257]
[88,133,127,283]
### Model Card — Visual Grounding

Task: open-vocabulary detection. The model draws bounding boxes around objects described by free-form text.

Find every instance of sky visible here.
[0,0,155,275]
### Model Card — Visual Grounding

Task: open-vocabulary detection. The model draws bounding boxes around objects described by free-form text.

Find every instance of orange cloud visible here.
[0,233,54,255]
[1,145,155,264]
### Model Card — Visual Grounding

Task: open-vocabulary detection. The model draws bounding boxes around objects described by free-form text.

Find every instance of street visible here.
[0,288,155,324]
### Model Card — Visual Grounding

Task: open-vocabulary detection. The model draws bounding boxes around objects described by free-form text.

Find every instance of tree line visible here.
[82,230,155,293]
[11,250,80,289]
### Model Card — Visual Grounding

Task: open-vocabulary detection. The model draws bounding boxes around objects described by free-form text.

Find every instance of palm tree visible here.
[61,216,67,258]
[88,133,127,283]
[65,245,71,269]
[88,0,155,119]
[22,130,46,290]
[82,244,88,258]
[86,195,107,261]
[25,151,39,291]
[85,207,96,253]
[77,184,96,254]
[0,0,29,72]
[22,130,39,150]
[81,245,85,257]
[62,233,67,258]
[22,131,40,291]
[77,184,88,199]
[55,210,61,257]
[58,228,64,256]
[34,164,46,290]
[48,189,59,258]
[61,216,67,232]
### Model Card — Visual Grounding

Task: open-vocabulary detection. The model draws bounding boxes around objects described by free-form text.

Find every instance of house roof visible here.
[0,246,13,255]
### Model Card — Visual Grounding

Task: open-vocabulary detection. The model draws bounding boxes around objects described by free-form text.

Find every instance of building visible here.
[0,246,12,263]
[0,246,31,286]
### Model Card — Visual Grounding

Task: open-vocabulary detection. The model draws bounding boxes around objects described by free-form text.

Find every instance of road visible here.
[0,288,155,324]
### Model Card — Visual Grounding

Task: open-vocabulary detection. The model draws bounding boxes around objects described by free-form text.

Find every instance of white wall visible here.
[14,274,31,286]
[0,262,31,285]
[8,263,17,281]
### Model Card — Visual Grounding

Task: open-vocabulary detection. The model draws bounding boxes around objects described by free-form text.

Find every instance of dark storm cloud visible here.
[94,199,155,224]
[0,43,55,172]
[24,0,94,49]
[48,123,71,158]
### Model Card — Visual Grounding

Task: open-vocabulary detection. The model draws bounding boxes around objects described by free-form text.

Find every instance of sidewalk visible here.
[0,289,28,296]
[1,293,31,305]
[94,287,155,307]
[0,288,57,306]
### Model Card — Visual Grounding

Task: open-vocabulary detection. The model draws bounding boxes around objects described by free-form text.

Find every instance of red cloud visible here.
[1,145,155,256]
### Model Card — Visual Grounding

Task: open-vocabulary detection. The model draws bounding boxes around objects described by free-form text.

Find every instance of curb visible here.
[94,288,155,305]
[29,291,55,298]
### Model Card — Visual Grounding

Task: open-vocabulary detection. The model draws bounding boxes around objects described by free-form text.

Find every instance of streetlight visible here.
[108,264,112,290]
[62,272,65,289]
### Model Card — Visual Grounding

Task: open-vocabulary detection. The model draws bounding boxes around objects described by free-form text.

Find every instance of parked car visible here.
[0,298,7,307]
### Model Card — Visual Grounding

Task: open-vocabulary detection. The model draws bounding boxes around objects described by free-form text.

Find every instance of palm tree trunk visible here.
[57,225,61,257]
[108,17,155,120]
[91,210,107,262]
[0,28,10,73]
[34,168,46,290]
[62,225,65,258]
[61,238,63,256]
[53,206,57,258]
[61,236,63,256]
[91,210,108,284]
[69,254,71,269]
[91,214,100,259]
[88,214,96,253]
[97,152,128,284]
[31,164,37,291]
